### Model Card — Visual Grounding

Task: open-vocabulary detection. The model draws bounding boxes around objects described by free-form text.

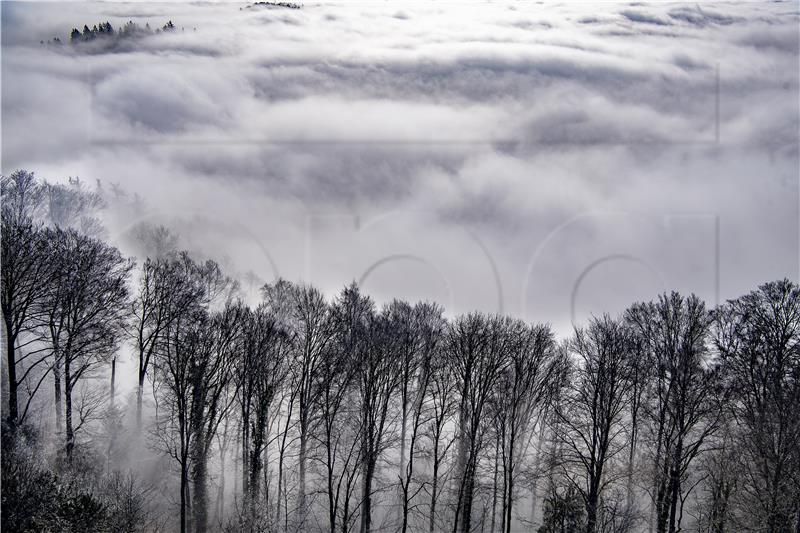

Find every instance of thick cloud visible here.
[2,0,798,336]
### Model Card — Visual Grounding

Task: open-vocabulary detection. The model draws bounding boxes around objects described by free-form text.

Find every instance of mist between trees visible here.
[2,170,799,533]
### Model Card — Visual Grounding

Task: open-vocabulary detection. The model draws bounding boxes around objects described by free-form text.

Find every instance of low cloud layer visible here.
[2,0,798,335]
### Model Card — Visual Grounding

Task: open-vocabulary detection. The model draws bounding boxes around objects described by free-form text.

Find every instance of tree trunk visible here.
[667,438,684,533]
[193,448,209,533]
[360,458,375,533]
[180,460,188,533]
[284,470,290,532]
[136,369,145,430]
[401,489,410,533]
[110,357,116,408]
[276,405,291,531]
[655,458,670,533]
[453,403,469,533]
[216,418,230,526]
[297,416,308,532]
[399,395,408,516]
[264,444,271,519]
[627,407,638,510]
[529,417,548,526]
[586,465,603,533]
[504,464,514,533]
[249,408,267,524]
[460,458,475,533]
[401,420,420,533]
[429,437,440,533]
[54,357,63,433]
[651,412,666,533]
[234,421,241,517]
[217,447,226,526]
[64,355,74,458]
[5,326,18,426]
[242,419,250,501]
[504,425,516,533]
[326,428,337,533]
[490,433,500,533]
[276,444,285,529]
[586,493,597,533]
[343,486,353,533]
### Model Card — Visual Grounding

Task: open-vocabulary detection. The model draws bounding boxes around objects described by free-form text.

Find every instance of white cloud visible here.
[2,0,797,336]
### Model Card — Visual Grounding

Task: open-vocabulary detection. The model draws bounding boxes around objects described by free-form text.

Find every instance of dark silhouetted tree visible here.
[1,171,51,427]
[715,280,800,532]
[41,228,132,458]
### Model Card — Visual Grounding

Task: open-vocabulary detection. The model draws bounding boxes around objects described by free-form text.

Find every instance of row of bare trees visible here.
[2,170,799,533]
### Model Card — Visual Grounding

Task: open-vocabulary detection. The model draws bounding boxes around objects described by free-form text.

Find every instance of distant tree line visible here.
[42,20,184,49]
[247,2,302,10]
[2,169,799,533]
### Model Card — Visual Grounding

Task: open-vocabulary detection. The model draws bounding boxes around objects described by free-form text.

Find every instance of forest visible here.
[40,20,182,49]
[2,169,799,533]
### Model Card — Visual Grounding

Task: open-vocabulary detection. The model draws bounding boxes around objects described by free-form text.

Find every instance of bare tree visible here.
[425,336,458,533]
[627,293,722,533]
[152,256,235,533]
[155,304,201,533]
[491,321,557,533]
[287,283,336,531]
[389,301,419,487]
[188,303,243,533]
[6,180,800,533]
[1,172,51,427]
[714,279,800,532]
[130,253,202,430]
[42,176,105,237]
[398,302,444,533]
[693,423,740,533]
[553,315,634,533]
[41,227,132,457]
[313,283,370,533]
[236,303,291,529]
[4,172,111,435]
[128,222,180,260]
[623,331,649,514]
[357,303,404,533]
[448,314,512,533]
[262,278,298,531]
